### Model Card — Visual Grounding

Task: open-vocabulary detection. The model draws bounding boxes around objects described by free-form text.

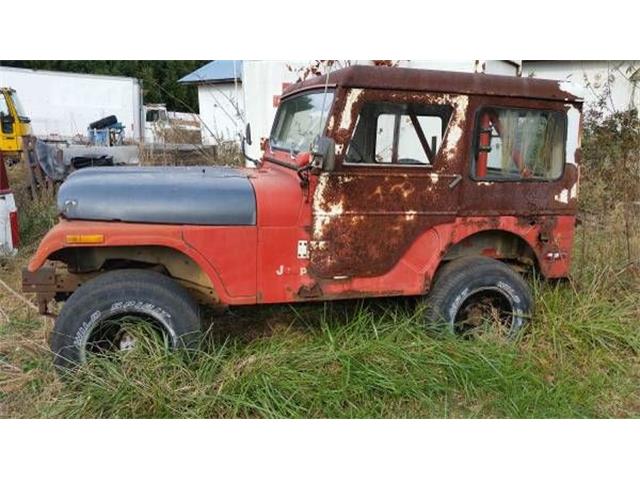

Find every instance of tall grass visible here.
[2,265,638,419]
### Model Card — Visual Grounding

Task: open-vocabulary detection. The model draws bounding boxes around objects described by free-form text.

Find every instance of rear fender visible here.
[435,216,574,279]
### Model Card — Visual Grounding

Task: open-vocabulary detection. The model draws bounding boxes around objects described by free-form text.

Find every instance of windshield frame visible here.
[269,88,335,155]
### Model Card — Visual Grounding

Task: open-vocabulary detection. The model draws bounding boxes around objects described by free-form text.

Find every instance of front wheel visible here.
[424,256,533,339]
[51,269,202,369]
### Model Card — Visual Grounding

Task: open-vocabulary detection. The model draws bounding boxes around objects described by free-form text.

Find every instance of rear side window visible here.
[346,102,452,166]
[473,107,566,180]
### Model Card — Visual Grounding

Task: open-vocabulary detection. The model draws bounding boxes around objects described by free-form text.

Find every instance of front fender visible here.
[28,220,186,272]
[28,220,250,305]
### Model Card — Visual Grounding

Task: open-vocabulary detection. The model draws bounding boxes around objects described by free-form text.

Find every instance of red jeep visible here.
[23,66,583,367]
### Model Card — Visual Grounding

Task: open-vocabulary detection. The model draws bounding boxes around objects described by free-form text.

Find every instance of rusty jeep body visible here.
[23,66,583,367]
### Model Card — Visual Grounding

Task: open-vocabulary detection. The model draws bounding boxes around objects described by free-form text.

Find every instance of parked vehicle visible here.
[0,87,31,160]
[0,152,19,255]
[144,104,201,144]
[0,88,29,255]
[22,66,583,368]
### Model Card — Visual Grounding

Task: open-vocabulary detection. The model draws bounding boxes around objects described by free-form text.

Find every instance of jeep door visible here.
[309,88,470,280]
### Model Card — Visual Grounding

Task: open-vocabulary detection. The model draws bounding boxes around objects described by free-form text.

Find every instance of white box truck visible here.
[0,66,144,141]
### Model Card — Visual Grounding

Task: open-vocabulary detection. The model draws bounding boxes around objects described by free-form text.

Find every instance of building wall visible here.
[197,83,244,145]
[523,61,640,113]
[0,66,142,140]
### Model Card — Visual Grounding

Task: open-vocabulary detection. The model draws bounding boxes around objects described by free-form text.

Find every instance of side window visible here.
[0,94,9,117]
[146,110,160,122]
[474,107,565,180]
[0,95,12,134]
[346,102,452,166]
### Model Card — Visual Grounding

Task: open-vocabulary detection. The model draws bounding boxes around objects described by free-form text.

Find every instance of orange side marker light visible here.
[65,234,105,244]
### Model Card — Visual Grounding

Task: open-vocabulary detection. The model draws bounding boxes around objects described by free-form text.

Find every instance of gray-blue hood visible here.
[57,166,256,226]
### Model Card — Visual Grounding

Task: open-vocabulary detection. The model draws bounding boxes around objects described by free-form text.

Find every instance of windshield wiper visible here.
[263,154,299,171]
[263,152,312,187]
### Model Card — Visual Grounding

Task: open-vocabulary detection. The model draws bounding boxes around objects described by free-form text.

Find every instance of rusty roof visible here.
[283,65,584,103]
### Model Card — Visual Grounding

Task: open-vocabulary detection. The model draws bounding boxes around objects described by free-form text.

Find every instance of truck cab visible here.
[143,104,201,144]
[143,104,169,144]
[22,66,583,368]
[0,87,32,159]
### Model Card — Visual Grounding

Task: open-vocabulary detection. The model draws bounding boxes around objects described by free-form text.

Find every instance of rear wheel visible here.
[424,256,533,339]
[51,269,201,369]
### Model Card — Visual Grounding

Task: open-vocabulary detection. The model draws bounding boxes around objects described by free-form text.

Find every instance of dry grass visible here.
[139,141,244,167]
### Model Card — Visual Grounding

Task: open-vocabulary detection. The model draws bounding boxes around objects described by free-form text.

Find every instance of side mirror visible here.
[245,123,252,146]
[310,135,336,172]
[241,122,260,167]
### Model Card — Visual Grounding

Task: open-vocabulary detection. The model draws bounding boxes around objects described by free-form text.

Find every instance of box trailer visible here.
[0,66,143,141]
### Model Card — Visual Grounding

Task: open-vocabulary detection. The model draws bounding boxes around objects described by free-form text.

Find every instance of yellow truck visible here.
[0,87,32,159]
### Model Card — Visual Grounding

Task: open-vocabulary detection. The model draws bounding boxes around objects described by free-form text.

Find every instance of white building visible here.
[178,61,245,146]
[523,61,640,113]
[0,66,143,140]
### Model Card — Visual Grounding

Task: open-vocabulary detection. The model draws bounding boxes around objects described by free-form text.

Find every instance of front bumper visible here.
[22,262,85,315]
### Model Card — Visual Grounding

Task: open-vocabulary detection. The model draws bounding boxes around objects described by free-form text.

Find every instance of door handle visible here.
[448,174,462,189]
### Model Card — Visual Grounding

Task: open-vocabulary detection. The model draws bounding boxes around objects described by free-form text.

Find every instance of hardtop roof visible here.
[283,65,584,103]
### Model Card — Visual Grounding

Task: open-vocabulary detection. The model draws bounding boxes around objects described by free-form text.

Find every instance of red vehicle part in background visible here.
[0,151,20,251]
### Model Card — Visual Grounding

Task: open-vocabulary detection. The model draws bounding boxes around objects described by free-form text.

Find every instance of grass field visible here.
[0,154,639,418]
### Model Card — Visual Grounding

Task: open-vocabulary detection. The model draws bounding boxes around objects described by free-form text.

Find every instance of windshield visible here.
[270,91,335,153]
[9,92,28,120]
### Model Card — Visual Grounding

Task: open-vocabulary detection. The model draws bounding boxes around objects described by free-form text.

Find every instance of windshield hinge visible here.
[297,240,309,259]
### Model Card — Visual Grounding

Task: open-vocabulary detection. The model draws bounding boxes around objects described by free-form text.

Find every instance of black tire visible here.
[89,115,118,130]
[425,256,533,339]
[51,269,201,369]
